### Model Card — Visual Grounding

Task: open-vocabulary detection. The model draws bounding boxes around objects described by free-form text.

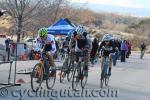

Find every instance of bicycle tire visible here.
[72,67,80,90]
[46,66,56,89]
[140,51,144,59]
[67,61,74,82]
[60,61,67,83]
[100,71,104,88]
[31,63,44,92]
[105,76,109,86]
[81,69,88,89]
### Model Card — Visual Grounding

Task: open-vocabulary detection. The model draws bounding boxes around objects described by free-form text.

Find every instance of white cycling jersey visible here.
[36,34,57,54]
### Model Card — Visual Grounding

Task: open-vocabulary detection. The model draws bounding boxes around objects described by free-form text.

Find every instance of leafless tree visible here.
[0,0,42,42]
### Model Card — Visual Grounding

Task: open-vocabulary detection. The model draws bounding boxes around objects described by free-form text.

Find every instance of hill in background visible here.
[0,8,150,50]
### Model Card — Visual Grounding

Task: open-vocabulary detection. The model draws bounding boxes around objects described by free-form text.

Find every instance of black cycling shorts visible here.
[43,44,52,51]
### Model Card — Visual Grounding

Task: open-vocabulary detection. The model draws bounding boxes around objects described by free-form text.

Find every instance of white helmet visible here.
[76,25,86,35]
[102,34,114,41]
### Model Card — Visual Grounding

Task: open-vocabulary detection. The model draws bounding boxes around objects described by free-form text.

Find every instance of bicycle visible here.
[140,50,145,59]
[100,56,110,88]
[30,51,56,92]
[94,53,99,63]
[90,52,99,65]
[60,51,74,83]
[59,48,68,61]
[72,52,88,90]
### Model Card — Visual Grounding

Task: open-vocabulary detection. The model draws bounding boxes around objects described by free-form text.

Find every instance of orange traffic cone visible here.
[16,78,25,84]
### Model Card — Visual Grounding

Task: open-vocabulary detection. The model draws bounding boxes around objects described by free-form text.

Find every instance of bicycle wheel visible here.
[105,76,109,86]
[72,67,80,90]
[81,69,88,89]
[112,53,117,66]
[140,51,144,59]
[60,61,67,83]
[100,69,105,88]
[67,61,74,82]
[46,66,56,89]
[31,63,44,92]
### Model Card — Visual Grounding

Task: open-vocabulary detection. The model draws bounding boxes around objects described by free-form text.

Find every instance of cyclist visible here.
[72,26,90,78]
[36,28,57,77]
[61,36,71,74]
[68,31,78,69]
[140,42,146,59]
[62,36,70,54]
[98,34,114,76]
[90,38,99,65]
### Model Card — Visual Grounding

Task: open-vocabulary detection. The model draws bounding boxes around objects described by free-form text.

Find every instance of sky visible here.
[71,0,150,17]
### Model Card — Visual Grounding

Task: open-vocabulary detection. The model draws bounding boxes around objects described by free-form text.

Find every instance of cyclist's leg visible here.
[83,51,89,76]
[85,56,88,71]
[141,50,145,59]
[101,57,104,70]
[108,54,112,76]
[100,56,105,80]
[76,52,83,78]
[90,51,94,64]
[47,51,56,76]
[47,52,55,67]
[140,50,143,59]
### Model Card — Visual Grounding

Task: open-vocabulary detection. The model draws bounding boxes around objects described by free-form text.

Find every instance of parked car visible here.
[24,38,36,48]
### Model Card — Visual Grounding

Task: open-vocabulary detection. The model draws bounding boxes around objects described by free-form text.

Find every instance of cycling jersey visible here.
[98,40,115,57]
[101,46,113,57]
[36,34,56,54]
[75,35,90,52]
[141,44,146,51]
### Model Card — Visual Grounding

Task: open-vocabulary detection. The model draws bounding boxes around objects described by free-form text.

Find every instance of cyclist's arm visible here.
[98,41,105,54]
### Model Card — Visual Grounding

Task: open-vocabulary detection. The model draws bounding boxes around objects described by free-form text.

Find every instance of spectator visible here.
[126,41,132,58]
[90,38,99,64]
[5,37,11,61]
[140,42,146,59]
[24,44,29,60]
[120,40,128,62]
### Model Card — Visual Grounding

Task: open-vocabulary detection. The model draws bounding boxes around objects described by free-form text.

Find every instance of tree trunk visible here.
[17,33,21,42]
[22,31,25,39]
[17,17,22,42]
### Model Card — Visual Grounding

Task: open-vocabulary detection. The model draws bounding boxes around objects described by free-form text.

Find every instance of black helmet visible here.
[83,32,87,37]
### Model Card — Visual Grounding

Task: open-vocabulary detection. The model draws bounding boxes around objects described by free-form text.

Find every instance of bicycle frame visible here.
[72,51,88,90]
[41,52,49,76]
[102,56,109,78]
[140,50,145,59]
[100,56,110,88]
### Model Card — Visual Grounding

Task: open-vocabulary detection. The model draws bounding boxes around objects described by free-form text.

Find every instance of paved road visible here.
[0,52,150,100]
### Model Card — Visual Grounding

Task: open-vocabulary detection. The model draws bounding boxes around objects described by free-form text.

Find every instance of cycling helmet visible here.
[83,32,87,37]
[102,34,114,41]
[76,25,86,35]
[65,36,69,41]
[38,28,48,37]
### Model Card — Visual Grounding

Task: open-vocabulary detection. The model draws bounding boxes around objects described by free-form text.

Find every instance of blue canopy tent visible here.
[47,18,76,36]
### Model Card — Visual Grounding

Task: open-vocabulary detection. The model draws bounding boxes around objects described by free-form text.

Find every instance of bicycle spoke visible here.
[46,67,56,89]
[31,63,43,92]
